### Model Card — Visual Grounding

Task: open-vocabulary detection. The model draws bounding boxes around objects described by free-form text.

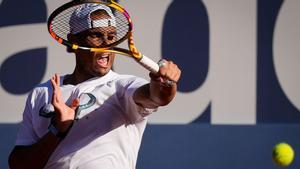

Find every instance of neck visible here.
[63,68,111,86]
[63,68,94,85]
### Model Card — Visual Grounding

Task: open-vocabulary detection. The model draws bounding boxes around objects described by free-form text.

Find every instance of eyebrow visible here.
[108,31,117,35]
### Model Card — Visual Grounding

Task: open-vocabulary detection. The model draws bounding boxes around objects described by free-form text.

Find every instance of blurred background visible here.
[0,0,299,168]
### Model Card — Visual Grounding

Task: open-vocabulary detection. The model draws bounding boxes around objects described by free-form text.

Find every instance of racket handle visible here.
[139,55,159,73]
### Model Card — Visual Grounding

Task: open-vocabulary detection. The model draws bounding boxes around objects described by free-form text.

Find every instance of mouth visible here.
[96,53,110,68]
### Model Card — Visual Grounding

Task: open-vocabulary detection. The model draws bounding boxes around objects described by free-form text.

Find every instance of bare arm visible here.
[9,132,61,169]
[9,74,79,169]
[133,60,181,108]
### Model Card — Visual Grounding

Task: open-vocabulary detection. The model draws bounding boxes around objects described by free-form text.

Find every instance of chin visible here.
[93,68,111,77]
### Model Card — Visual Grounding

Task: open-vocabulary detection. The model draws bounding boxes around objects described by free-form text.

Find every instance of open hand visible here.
[50,74,79,132]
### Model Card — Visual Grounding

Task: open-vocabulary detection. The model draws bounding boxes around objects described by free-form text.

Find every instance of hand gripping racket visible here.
[47,0,159,73]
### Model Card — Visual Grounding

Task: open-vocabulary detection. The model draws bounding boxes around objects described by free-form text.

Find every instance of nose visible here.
[96,35,108,47]
[102,36,109,45]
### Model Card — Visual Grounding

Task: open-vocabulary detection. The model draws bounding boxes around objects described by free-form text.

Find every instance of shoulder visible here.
[22,80,52,115]
[32,80,52,95]
[26,79,53,105]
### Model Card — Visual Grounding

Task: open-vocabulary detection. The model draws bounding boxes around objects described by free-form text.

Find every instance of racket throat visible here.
[128,34,142,60]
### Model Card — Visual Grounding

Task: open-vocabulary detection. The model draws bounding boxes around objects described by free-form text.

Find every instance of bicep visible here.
[118,77,157,122]
[8,145,33,169]
[15,94,39,146]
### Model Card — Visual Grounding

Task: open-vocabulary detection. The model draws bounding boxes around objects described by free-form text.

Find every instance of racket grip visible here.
[139,55,159,73]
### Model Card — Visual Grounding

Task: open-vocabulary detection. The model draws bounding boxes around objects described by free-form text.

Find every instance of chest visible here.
[33,81,127,138]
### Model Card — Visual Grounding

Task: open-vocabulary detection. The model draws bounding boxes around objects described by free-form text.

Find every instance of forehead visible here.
[90,9,112,20]
[87,26,116,34]
[75,9,117,35]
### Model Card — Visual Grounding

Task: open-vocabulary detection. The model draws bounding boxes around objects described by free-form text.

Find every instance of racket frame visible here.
[48,0,159,72]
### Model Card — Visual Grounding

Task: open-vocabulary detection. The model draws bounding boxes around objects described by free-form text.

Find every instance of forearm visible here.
[133,59,180,108]
[133,80,177,109]
[9,132,61,169]
[149,79,177,106]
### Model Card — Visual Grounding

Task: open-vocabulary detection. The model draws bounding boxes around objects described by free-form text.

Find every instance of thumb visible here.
[149,72,163,82]
[70,98,80,110]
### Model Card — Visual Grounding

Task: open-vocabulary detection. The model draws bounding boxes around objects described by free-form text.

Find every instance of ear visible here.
[67,33,76,41]
[67,33,76,53]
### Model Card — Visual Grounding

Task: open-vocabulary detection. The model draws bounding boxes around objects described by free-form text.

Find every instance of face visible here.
[70,11,117,77]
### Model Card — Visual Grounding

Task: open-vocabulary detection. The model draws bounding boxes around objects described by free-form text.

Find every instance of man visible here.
[9,4,181,169]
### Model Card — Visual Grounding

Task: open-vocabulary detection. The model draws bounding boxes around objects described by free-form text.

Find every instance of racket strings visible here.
[50,3,130,48]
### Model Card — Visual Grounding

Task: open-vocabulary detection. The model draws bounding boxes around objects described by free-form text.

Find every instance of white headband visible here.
[91,18,116,28]
[70,4,116,34]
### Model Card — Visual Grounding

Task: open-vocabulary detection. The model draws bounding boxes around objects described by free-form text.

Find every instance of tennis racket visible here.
[47,0,159,73]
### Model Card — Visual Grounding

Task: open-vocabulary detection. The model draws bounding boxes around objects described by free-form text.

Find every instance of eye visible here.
[89,34,100,38]
[90,35,97,38]
[107,34,116,41]
[107,36,114,41]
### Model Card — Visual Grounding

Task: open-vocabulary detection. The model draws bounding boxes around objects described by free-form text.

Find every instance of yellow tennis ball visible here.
[272,142,295,167]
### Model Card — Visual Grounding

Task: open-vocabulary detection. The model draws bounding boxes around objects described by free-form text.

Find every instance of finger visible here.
[158,59,167,68]
[50,77,58,91]
[162,66,175,79]
[174,70,181,82]
[53,73,59,86]
[51,74,63,103]
[70,98,80,110]
[158,59,169,74]
[50,81,56,104]
[55,74,60,87]
[170,66,181,82]
[167,72,177,82]
[159,61,172,74]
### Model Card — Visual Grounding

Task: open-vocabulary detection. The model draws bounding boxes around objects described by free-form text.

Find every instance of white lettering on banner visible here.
[115,0,211,124]
[0,0,75,122]
[115,0,257,124]
[203,0,257,124]
[273,0,300,111]
[0,0,298,124]
[0,24,47,122]
[44,0,75,95]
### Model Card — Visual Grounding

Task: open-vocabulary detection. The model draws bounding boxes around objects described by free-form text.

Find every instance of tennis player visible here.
[9,3,181,169]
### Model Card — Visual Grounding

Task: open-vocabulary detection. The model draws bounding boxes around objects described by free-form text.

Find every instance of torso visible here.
[22,71,152,169]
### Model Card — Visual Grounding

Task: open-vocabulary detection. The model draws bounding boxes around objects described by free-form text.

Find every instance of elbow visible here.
[8,148,25,169]
[8,150,17,169]
[159,99,172,106]
[153,95,174,107]
[159,93,176,106]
